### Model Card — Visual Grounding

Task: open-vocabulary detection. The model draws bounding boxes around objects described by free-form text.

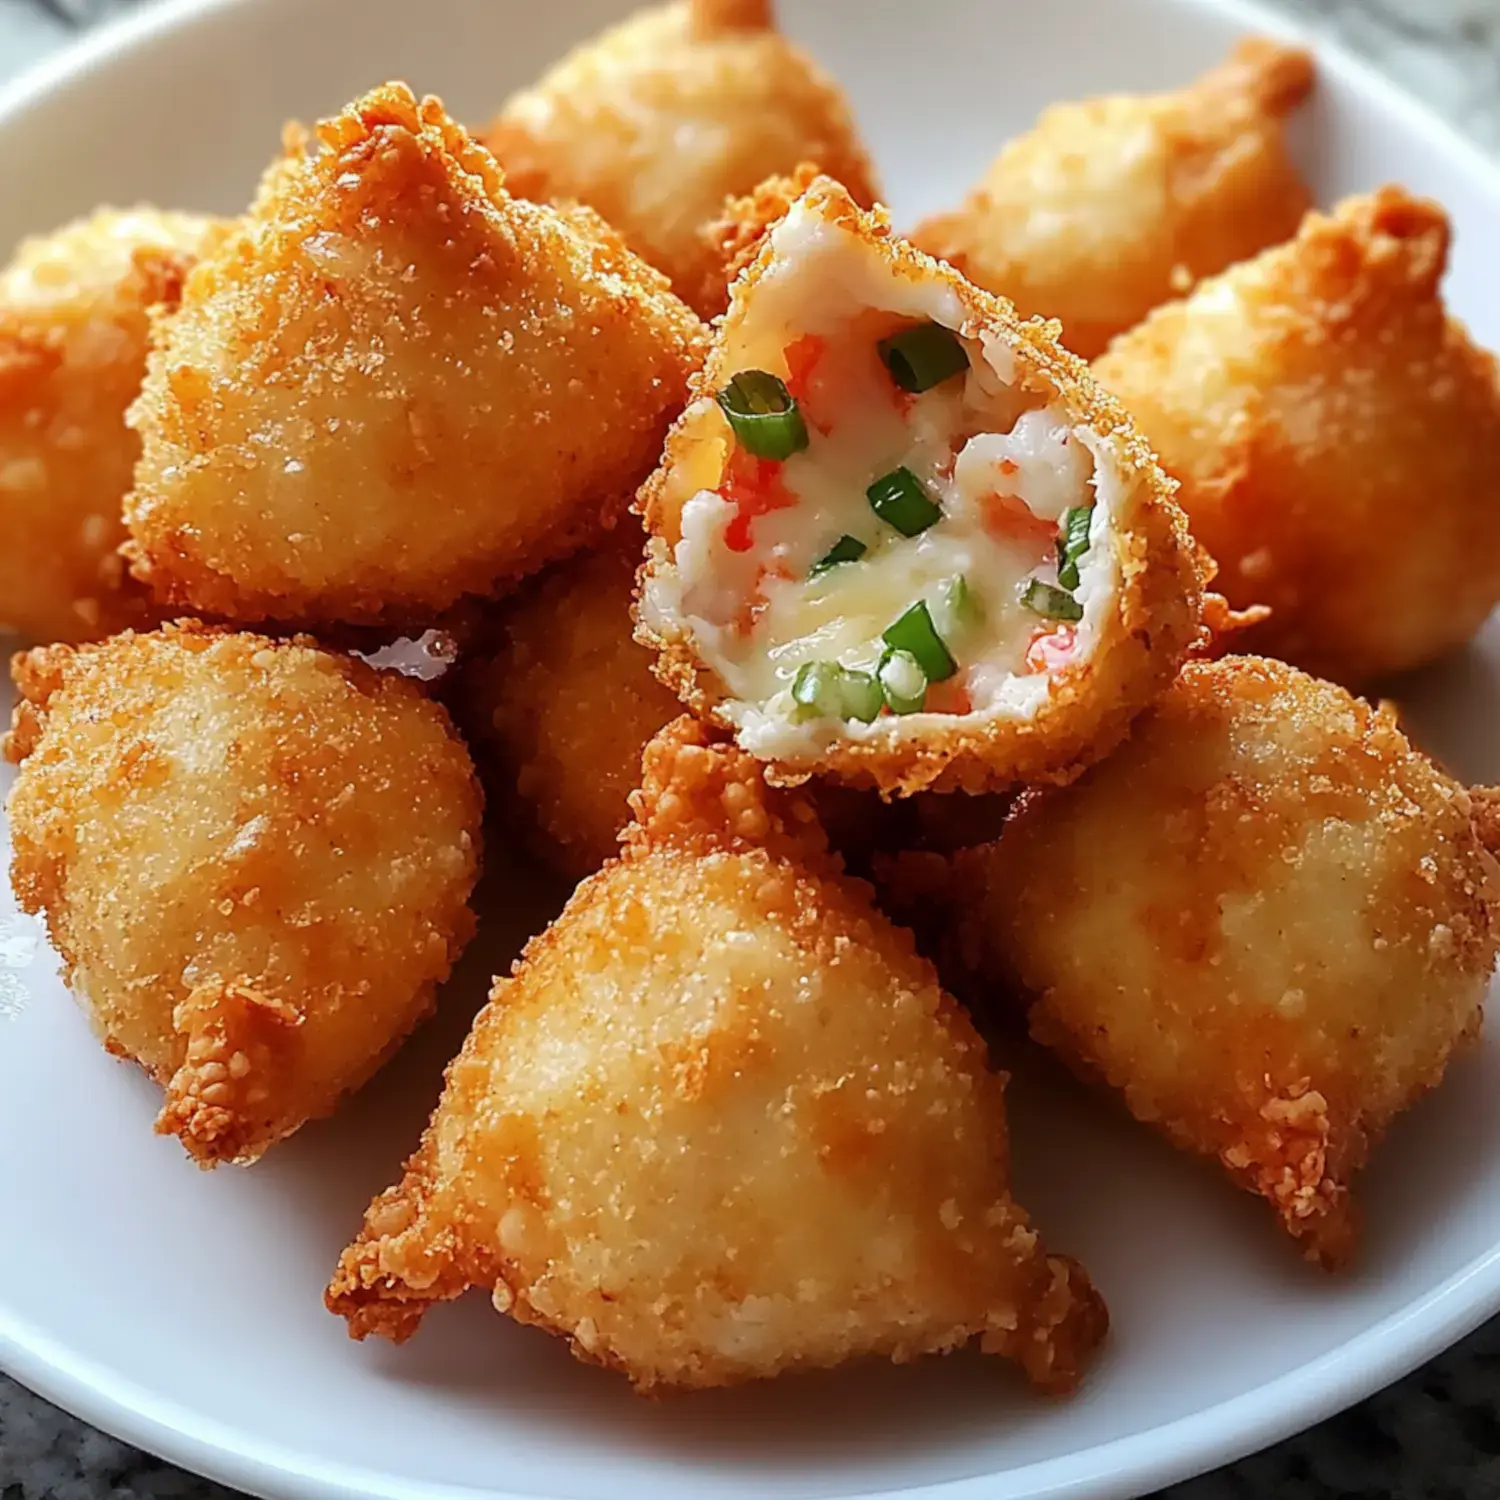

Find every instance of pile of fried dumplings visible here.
[5,0,1500,1400]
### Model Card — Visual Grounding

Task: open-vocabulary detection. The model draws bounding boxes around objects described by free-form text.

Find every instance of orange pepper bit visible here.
[783,334,832,434]
[720,449,798,553]
[1026,624,1077,674]
[785,311,918,436]
[924,677,973,716]
[983,492,1058,547]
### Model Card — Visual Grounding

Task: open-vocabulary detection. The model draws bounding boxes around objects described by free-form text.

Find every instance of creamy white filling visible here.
[642,201,1124,759]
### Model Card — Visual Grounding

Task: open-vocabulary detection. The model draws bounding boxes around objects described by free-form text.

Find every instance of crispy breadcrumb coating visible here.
[0,208,226,644]
[458,526,682,880]
[928,656,1496,1266]
[636,177,1204,796]
[913,38,1314,358]
[483,0,877,315]
[690,161,823,318]
[5,621,482,1165]
[1093,188,1500,686]
[327,717,1106,1393]
[123,84,704,630]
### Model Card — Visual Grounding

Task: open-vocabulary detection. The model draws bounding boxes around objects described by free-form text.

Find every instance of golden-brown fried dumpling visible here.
[913,38,1314,358]
[327,717,1106,1394]
[1093,188,1500,686]
[637,177,1202,796]
[458,525,682,880]
[5,621,482,1165]
[456,523,900,879]
[928,656,1496,1266]
[0,208,225,644]
[123,84,703,630]
[483,0,878,315]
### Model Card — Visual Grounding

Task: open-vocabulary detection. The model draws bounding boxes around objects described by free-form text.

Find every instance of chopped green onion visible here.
[878,322,970,393]
[791,661,838,718]
[809,534,867,578]
[867,467,941,537]
[1020,578,1083,622]
[882,600,957,682]
[716,370,809,460]
[932,574,984,643]
[878,648,928,714]
[790,661,882,723]
[839,671,884,723]
[1056,505,1093,591]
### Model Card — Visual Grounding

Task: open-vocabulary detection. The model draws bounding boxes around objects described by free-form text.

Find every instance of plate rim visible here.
[1,0,1499,1497]
[6,1237,1500,1500]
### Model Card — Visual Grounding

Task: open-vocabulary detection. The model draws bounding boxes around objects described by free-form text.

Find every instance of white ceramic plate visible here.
[2,1,1499,1497]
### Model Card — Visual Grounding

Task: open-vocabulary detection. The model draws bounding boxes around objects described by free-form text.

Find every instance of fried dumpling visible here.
[328,717,1106,1392]
[124,84,703,629]
[637,177,1202,795]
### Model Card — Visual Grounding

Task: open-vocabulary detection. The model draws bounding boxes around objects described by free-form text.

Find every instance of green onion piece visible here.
[1056,505,1093,591]
[878,322,970,393]
[882,600,957,682]
[867,467,941,537]
[716,370,809,460]
[1020,578,1083,622]
[838,669,884,723]
[809,535,868,578]
[932,574,984,643]
[878,648,928,714]
[790,661,881,723]
[790,661,836,720]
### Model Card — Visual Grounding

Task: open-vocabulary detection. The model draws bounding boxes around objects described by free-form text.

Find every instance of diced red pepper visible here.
[783,333,830,432]
[983,492,1057,546]
[784,312,917,437]
[1026,624,1077,674]
[720,449,797,553]
[924,678,973,716]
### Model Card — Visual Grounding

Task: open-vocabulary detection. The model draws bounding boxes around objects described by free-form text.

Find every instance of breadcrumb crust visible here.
[455,527,683,880]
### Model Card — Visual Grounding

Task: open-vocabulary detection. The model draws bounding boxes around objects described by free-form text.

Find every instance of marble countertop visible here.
[1,0,1499,1497]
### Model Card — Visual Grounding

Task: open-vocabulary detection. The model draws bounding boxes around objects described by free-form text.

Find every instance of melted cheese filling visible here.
[645,203,1124,758]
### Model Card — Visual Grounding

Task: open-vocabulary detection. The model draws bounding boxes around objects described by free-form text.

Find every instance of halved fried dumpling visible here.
[637,177,1202,795]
